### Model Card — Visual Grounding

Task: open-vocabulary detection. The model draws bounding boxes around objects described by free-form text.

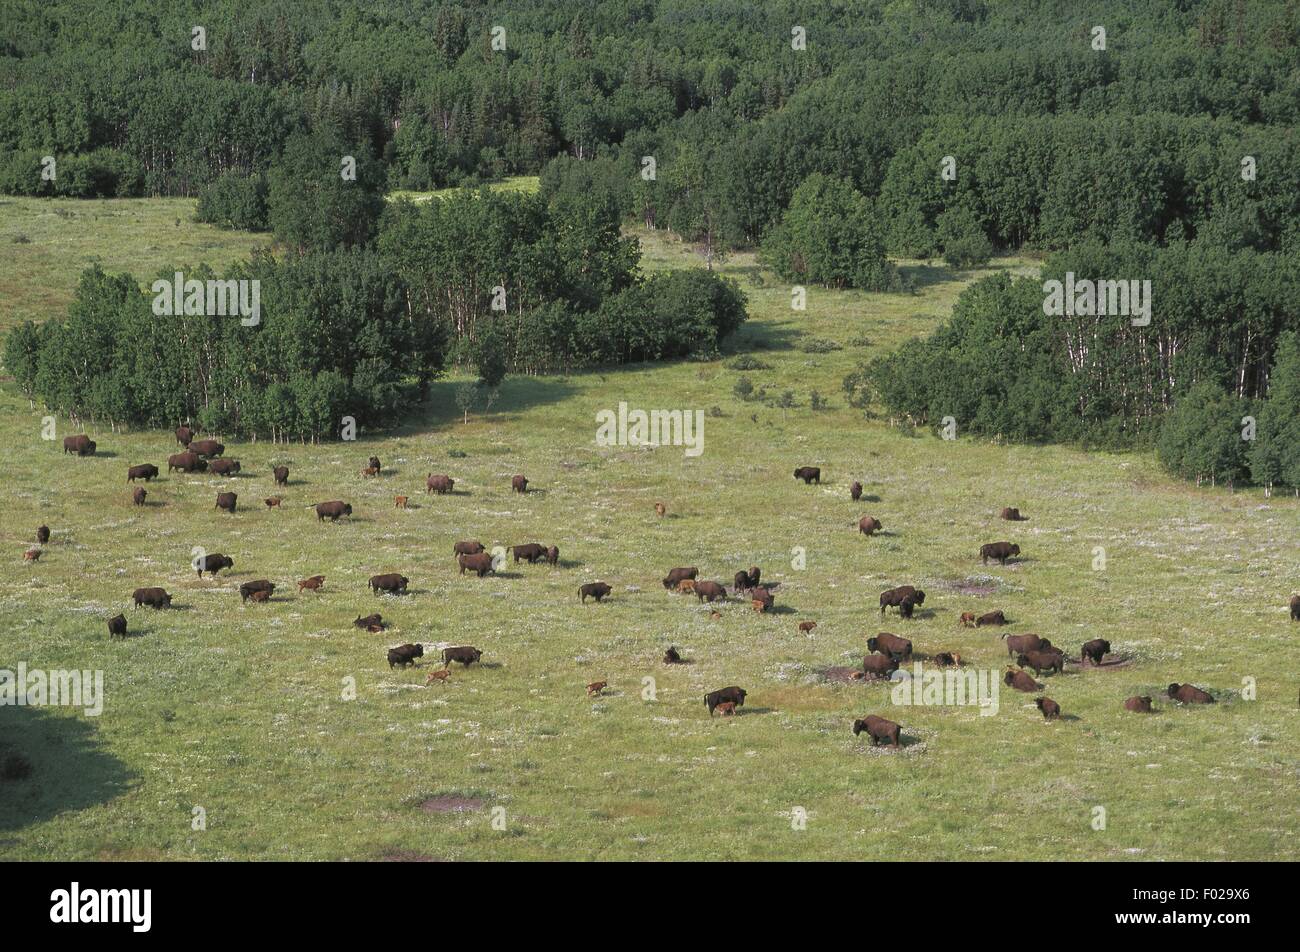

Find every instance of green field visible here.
[0,199,1296,861]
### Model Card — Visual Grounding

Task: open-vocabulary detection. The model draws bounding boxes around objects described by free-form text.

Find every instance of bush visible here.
[724,354,772,370]
[800,337,842,353]
[196,173,269,230]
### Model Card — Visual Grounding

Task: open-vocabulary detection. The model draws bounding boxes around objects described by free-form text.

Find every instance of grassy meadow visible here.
[0,198,1296,861]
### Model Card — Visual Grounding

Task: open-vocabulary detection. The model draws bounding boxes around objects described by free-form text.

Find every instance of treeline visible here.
[851,241,1300,490]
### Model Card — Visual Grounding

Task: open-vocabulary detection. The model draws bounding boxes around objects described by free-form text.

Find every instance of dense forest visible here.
[2,1,1298,474]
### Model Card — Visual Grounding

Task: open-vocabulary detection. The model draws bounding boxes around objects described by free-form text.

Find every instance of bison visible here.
[1000,507,1027,521]
[793,466,821,485]
[512,475,528,493]
[862,654,899,679]
[750,586,775,613]
[238,580,274,603]
[1124,695,1154,713]
[654,502,666,517]
[959,612,977,627]
[197,553,234,578]
[176,425,194,447]
[714,701,737,716]
[1291,594,1299,621]
[858,516,882,536]
[798,621,817,633]
[545,545,559,566]
[442,646,483,668]
[586,680,606,697]
[388,644,424,668]
[63,434,95,456]
[248,589,271,603]
[209,459,241,476]
[360,466,379,478]
[1167,683,1214,704]
[663,646,684,664]
[454,540,485,557]
[36,525,49,544]
[1081,638,1111,666]
[394,495,408,509]
[23,549,40,562]
[215,491,237,513]
[458,552,494,577]
[273,465,289,486]
[369,573,409,595]
[662,567,699,590]
[315,501,352,522]
[425,669,450,685]
[264,496,282,508]
[426,474,454,494]
[127,464,159,482]
[850,481,863,501]
[975,610,1007,627]
[868,632,912,661]
[898,593,924,619]
[852,715,901,748]
[133,487,147,506]
[1017,650,1063,676]
[354,613,382,630]
[676,579,696,594]
[168,452,206,473]
[705,686,746,716]
[367,455,381,473]
[880,586,924,615]
[189,439,224,458]
[512,543,546,564]
[107,613,127,639]
[933,652,961,667]
[1035,697,1061,720]
[132,587,172,609]
[1003,633,1047,657]
[296,575,325,593]
[1004,669,1041,692]
[980,541,1020,565]
[694,580,727,603]
[580,582,612,603]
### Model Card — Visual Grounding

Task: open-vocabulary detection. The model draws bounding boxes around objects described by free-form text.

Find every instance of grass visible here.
[0,199,1295,861]
[386,175,540,204]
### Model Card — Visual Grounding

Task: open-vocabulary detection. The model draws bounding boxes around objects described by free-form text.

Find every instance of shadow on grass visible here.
[0,705,134,834]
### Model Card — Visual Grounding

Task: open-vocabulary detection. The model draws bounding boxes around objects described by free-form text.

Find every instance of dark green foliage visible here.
[196,172,269,230]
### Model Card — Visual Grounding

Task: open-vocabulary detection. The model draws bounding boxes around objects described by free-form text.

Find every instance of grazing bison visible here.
[209,459,241,476]
[850,481,863,501]
[1291,594,1299,621]
[694,580,727,603]
[133,587,172,609]
[35,525,49,544]
[315,500,352,522]
[798,621,817,633]
[176,426,194,447]
[394,495,408,509]
[133,487,147,506]
[880,586,924,615]
[705,686,747,716]
[442,646,483,668]
[107,613,127,639]
[426,474,454,494]
[793,466,821,485]
[662,567,699,590]
[264,496,282,508]
[63,434,95,456]
[1003,633,1048,657]
[512,475,528,493]
[1017,650,1063,676]
[980,541,1020,565]
[862,654,899,679]
[852,715,901,748]
[354,614,382,630]
[545,545,559,566]
[127,464,159,482]
[933,652,961,667]
[1000,507,1027,521]
[1167,683,1214,704]
[512,543,546,564]
[189,439,224,458]
[586,680,607,697]
[750,586,774,613]
[580,582,612,603]
[215,492,237,513]
[868,632,913,661]
[898,593,924,619]
[663,646,684,664]
[388,644,423,669]
[454,540,485,557]
[197,553,234,578]
[975,610,1007,627]
[714,701,737,716]
[1004,669,1041,692]
[458,552,494,577]
[238,580,274,603]
[369,573,409,595]
[858,516,882,536]
[1081,638,1111,666]
[1124,695,1154,713]
[273,465,289,486]
[168,452,206,473]
[733,570,751,593]
[1035,697,1061,720]
[297,575,325,593]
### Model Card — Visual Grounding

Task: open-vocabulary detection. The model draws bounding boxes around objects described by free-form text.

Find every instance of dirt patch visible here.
[819,666,891,686]
[377,849,444,862]
[420,795,485,814]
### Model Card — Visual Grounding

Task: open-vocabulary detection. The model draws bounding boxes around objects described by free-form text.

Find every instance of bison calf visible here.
[1035,697,1061,720]
[297,575,325,593]
[107,614,127,639]
[586,680,607,697]
[858,516,882,536]
[850,480,863,501]
[512,475,528,493]
[133,487,147,506]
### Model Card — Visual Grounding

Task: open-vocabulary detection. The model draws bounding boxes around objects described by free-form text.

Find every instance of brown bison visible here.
[1000,507,1027,521]
[215,492,237,513]
[354,613,382,630]
[1004,669,1041,692]
[36,525,50,544]
[264,496,282,508]
[880,586,924,615]
[705,686,746,716]
[662,567,699,590]
[933,652,961,667]
[239,580,275,603]
[975,610,1007,627]
[512,475,529,493]
[512,543,546,564]
[580,582,612,603]
[426,474,454,494]
[852,715,900,748]
[24,549,41,562]
[1290,594,1299,621]
[168,452,206,473]
[248,589,272,603]
[858,516,882,536]
[394,495,408,509]
[127,464,159,482]
[663,646,685,664]
[1124,695,1154,713]
[1081,638,1111,666]
[750,586,775,613]
[798,621,817,633]
[176,426,194,447]
[458,552,494,577]
[980,541,1020,565]
[1003,633,1049,657]
[361,466,379,478]
[367,456,381,473]
[676,579,696,594]
[196,553,234,578]
[388,644,423,668]
[733,567,760,592]
[793,466,821,484]
[315,500,352,521]
[868,632,912,661]
[586,680,606,697]
[850,480,863,501]
[1035,697,1061,720]
[209,459,241,476]
[107,614,127,639]
[654,502,666,517]
[297,575,325,593]
[425,669,450,685]
[714,701,737,716]
[369,573,409,595]
[189,439,224,458]
[545,545,559,566]
[273,465,289,486]
[63,434,96,456]
[133,587,172,609]
[442,646,483,668]
[694,580,727,603]
[454,540,485,557]
[1167,683,1214,704]
[959,612,977,627]
[1017,650,1063,676]
[862,654,899,679]
[133,487,147,506]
